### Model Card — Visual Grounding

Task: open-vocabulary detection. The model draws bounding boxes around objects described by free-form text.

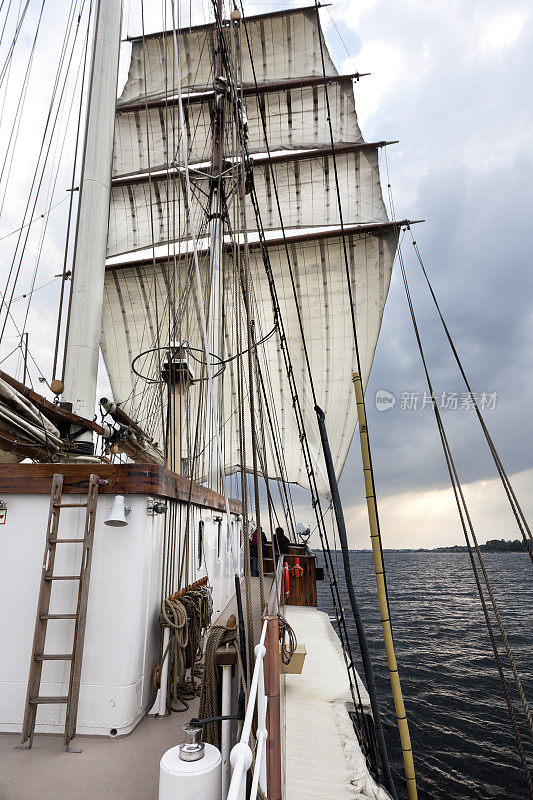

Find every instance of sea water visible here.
[315,550,533,800]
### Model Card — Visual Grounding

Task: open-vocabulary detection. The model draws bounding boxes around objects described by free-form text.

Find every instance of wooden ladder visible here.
[20,473,100,751]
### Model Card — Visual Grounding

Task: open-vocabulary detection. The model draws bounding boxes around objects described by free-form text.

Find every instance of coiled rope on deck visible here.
[160,586,211,712]
[278,612,297,666]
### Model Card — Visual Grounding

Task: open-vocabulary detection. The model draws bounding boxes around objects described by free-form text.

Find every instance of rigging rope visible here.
[54,1,92,383]
[222,1,379,773]
[408,230,533,564]
[398,243,533,797]
[170,0,239,580]
[0,0,86,346]
[278,612,297,666]
[312,4,408,795]
[198,620,238,748]
[233,17,266,613]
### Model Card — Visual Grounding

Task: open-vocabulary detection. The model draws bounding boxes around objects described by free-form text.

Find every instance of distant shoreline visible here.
[354,539,528,554]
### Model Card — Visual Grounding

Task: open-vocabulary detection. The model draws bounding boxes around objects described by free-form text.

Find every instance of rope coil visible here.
[158,585,212,713]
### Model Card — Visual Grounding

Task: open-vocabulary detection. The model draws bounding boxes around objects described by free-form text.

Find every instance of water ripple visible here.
[315,551,533,800]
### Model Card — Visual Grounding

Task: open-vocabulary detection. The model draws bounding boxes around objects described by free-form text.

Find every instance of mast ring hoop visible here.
[131,345,225,384]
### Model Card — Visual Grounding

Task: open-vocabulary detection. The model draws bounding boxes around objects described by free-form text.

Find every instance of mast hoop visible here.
[130,324,277,386]
[131,345,225,385]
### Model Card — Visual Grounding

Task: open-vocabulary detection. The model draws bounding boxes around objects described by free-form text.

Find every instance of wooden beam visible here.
[0,370,105,436]
[111,141,396,188]
[106,220,418,272]
[116,73,362,113]
[263,614,282,800]
[0,462,242,514]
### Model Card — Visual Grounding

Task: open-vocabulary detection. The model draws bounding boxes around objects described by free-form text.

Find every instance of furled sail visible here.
[101,6,399,496]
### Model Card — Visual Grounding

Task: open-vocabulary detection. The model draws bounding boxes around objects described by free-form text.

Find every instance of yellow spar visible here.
[352,371,418,800]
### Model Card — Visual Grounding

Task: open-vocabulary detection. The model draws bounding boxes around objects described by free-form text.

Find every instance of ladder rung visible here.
[48,538,85,544]
[44,574,81,581]
[34,654,73,661]
[40,614,77,620]
[30,696,68,705]
[53,502,88,508]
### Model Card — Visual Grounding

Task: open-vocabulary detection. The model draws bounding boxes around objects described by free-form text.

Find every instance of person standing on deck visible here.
[251,527,268,576]
[273,526,290,565]
[250,525,258,577]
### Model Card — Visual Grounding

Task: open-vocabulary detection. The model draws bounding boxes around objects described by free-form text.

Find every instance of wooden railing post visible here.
[262,614,281,800]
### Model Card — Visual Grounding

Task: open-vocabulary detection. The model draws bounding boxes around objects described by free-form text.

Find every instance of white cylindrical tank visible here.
[159,741,222,800]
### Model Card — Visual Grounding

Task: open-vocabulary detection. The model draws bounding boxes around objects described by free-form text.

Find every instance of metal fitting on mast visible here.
[162,343,195,475]
[161,343,195,390]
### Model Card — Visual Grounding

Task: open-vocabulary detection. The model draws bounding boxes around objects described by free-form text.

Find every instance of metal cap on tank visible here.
[179,724,205,762]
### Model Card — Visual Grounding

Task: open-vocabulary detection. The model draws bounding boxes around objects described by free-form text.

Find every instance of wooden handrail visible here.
[262,614,282,800]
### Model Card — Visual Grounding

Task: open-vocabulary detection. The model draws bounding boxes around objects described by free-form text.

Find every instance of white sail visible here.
[113,79,361,177]
[107,148,388,258]
[119,8,337,102]
[101,7,399,496]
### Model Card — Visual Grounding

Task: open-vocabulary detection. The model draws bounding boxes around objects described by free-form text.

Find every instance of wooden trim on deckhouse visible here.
[0,463,242,514]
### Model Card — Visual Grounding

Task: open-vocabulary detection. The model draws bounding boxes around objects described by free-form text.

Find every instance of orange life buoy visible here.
[293,557,304,578]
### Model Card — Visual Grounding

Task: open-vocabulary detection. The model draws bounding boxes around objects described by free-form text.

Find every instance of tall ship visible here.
[0,2,531,800]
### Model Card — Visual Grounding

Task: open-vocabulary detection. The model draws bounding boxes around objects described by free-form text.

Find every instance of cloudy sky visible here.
[328,0,533,547]
[0,0,531,547]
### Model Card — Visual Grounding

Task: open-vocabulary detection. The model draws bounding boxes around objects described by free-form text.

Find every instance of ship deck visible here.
[1,583,390,800]
[284,605,390,800]
[0,577,270,800]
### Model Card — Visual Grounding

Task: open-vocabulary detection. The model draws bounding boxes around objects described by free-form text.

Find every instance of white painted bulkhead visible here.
[0,492,241,737]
